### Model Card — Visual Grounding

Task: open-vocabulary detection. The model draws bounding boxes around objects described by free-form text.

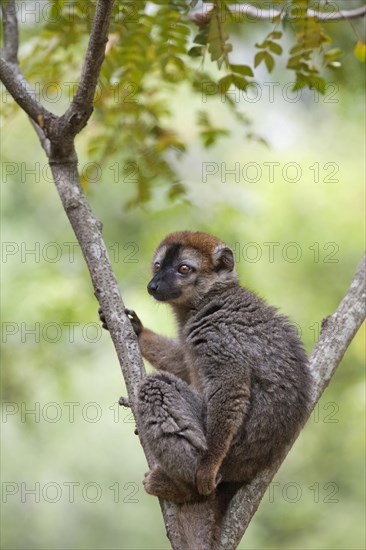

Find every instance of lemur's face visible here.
[147,231,237,306]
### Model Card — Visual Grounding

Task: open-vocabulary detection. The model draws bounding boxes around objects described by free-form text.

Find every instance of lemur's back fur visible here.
[183,280,310,482]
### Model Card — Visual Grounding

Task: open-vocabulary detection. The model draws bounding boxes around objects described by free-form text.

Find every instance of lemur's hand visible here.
[99,307,143,336]
[125,308,143,337]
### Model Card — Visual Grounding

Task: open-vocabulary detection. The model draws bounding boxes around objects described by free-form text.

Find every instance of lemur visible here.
[101,231,311,504]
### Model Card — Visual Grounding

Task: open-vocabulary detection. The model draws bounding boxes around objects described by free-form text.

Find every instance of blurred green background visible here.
[1,11,366,550]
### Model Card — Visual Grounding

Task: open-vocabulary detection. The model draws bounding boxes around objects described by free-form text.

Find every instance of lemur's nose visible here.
[147,280,159,294]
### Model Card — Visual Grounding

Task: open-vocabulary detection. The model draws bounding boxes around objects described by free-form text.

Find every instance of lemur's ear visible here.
[215,246,235,272]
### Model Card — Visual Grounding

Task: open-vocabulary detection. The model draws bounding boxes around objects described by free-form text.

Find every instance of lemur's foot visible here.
[118,396,130,407]
[143,467,199,503]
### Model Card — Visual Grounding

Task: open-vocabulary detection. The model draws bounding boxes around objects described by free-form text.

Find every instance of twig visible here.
[0,57,49,124]
[62,0,115,137]
[190,2,366,25]
[0,0,51,135]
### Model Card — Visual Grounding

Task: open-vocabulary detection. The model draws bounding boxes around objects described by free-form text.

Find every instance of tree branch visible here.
[309,253,366,399]
[47,154,187,546]
[0,0,52,134]
[190,2,366,25]
[220,252,366,549]
[1,0,18,63]
[62,0,115,137]
[73,0,114,107]
[29,118,51,157]
[0,0,115,148]
[0,56,50,124]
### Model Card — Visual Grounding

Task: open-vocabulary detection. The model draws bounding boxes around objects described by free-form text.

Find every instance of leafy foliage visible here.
[255,30,283,73]
[285,2,331,92]
[4,0,365,205]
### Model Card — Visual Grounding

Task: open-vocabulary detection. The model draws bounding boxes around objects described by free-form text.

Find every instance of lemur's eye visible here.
[153,262,161,273]
[178,264,191,275]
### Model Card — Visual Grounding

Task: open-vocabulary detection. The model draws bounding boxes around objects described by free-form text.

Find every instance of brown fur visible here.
[123,232,311,515]
[157,231,223,272]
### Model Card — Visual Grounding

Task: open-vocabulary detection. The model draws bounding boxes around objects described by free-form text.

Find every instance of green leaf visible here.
[232,75,250,91]
[208,14,220,41]
[218,74,233,93]
[290,44,301,55]
[255,50,275,72]
[293,74,310,91]
[229,64,254,77]
[264,51,275,72]
[209,41,222,61]
[308,75,326,94]
[254,51,267,68]
[324,48,343,61]
[354,41,366,63]
[188,46,203,58]
[269,31,282,40]
[255,40,270,49]
[194,28,209,46]
[287,52,311,69]
[268,41,283,56]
